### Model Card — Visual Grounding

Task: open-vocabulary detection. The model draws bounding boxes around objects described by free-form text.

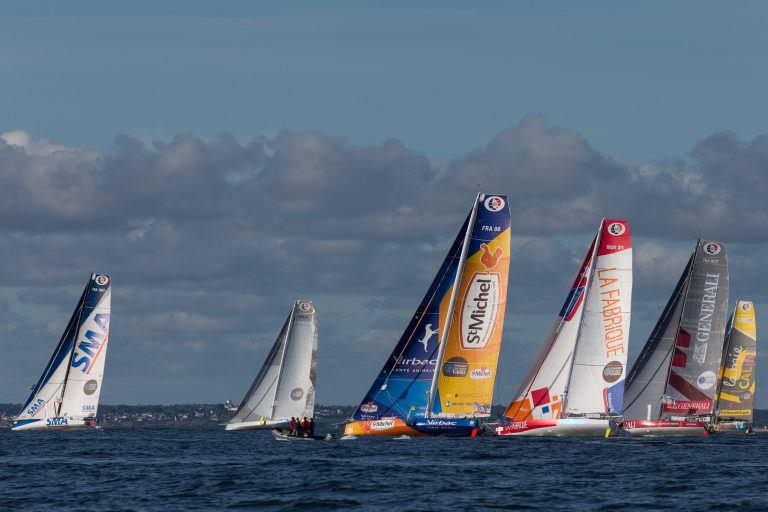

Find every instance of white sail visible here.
[502,220,632,427]
[227,300,317,430]
[60,286,111,420]
[565,221,632,415]
[272,301,317,420]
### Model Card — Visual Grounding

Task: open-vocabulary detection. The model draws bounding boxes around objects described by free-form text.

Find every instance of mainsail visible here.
[623,240,729,421]
[351,194,511,425]
[715,300,756,423]
[14,273,112,429]
[227,300,317,429]
[501,220,632,422]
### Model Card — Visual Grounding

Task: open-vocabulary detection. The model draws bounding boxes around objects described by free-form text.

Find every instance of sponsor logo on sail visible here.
[693,273,720,364]
[741,302,752,311]
[697,371,717,390]
[418,323,437,352]
[290,387,304,401]
[469,367,493,380]
[370,419,395,431]
[95,275,109,286]
[461,274,500,350]
[703,242,721,255]
[83,379,98,395]
[602,361,624,383]
[483,196,505,212]
[71,313,110,375]
[443,357,469,377]
[298,302,312,312]
[607,222,626,236]
[359,402,378,414]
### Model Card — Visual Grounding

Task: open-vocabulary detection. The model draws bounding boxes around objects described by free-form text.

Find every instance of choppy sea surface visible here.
[1,425,767,511]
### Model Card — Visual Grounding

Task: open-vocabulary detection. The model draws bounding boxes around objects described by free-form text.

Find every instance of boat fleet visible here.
[9,193,758,438]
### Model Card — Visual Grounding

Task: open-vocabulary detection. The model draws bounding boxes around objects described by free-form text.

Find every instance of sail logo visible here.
[27,398,45,417]
[290,388,304,401]
[602,361,624,383]
[360,402,378,414]
[298,302,312,312]
[703,243,721,255]
[741,302,752,311]
[71,313,110,374]
[370,419,395,431]
[469,367,493,380]
[83,379,98,395]
[418,323,437,352]
[696,371,717,390]
[483,196,505,212]
[460,274,500,349]
[443,357,469,377]
[95,275,109,286]
[607,222,626,236]
[693,273,720,364]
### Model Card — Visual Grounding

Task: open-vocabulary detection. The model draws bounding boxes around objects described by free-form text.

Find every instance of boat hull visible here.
[496,418,610,437]
[11,418,96,431]
[621,420,708,436]
[343,417,478,437]
[225,419,290,431]
[272,429,326,441]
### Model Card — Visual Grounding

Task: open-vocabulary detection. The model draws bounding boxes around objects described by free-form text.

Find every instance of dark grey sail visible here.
[715,301,757,423]
[624,240,729,420]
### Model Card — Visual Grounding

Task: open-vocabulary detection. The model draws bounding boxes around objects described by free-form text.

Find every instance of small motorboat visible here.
[271,429,329,441]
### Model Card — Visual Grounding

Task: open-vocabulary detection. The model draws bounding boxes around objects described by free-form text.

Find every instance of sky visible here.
[1,2,767,407]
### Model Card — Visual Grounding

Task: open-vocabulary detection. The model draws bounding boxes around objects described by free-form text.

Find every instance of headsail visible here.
[715,300,756,422]
[502,220,632,422]
[624,240,729,420]
[15,273,111,423]
[228,300,317,427]
[352,194,511,423]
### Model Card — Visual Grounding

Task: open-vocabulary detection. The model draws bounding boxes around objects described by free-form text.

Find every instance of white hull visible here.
[497,418,610,437]
[11,418,94,431]
[225,419,289,431]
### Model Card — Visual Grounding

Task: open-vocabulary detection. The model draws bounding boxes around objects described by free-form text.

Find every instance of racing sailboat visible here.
[12,273,112,431]
[621,239,729,436]
[496,220,632,436]
[713,300,756,433]
[226,300,317,431]
[344,194,511,437]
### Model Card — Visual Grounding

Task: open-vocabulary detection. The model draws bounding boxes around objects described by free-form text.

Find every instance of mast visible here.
[561,220,603,416]
[713,303,736,416]
[56,275,90,416]
[660,238,698,419]
[425,194,479,418]
[270,304,296,420]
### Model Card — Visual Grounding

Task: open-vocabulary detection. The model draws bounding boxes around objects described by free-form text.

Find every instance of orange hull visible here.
[343,418,426,437]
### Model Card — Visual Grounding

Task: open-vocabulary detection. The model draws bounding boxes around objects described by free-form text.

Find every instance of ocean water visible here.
[1,426,766,511]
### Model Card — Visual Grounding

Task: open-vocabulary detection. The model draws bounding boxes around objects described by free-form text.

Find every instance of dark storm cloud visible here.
[1,116,767,405]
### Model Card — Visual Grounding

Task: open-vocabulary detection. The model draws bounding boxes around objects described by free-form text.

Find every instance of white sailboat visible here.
[12,273,112,431]
[497,220,632,436]
[226,300,318,431]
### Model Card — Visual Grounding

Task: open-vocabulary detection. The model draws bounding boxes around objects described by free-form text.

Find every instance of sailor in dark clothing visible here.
[308,418,315,436]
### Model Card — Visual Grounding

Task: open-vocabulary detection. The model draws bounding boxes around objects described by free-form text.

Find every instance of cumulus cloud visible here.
[1,116,766,405]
